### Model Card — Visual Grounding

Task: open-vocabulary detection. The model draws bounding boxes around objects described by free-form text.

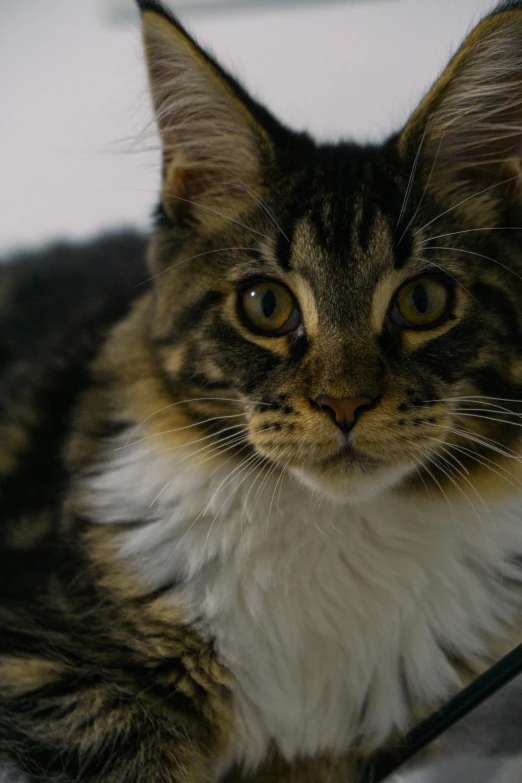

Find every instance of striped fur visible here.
[2,1,522,781]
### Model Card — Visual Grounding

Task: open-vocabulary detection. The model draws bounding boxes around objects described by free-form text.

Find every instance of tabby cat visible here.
[1,1,522,781]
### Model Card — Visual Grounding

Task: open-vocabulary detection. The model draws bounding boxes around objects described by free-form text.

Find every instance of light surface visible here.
[1,0,494,254]
[105,0,391,22]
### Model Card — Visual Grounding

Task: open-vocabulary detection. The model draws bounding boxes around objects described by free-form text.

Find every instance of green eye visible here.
[390,277,453,330]
[238,279,301,336]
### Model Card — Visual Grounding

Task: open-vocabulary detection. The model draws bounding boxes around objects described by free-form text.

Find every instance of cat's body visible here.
[2,235,520,783]
[2,1,522,781]
[85,422,522,775]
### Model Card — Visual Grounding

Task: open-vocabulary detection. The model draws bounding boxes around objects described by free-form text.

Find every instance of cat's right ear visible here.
[398,2,522,226]
[138,0,276,234]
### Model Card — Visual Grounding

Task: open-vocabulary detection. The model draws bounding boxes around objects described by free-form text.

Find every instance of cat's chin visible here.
[291,458,415,505]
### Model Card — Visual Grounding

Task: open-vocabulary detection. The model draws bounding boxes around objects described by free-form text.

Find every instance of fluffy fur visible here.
[81,433,522,774]
[2,1,522,781]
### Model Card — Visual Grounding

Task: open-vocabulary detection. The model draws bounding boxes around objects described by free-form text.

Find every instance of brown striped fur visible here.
[2,1,522,781]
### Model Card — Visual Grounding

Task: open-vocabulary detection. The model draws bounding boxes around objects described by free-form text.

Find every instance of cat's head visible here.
[137,0,522,504]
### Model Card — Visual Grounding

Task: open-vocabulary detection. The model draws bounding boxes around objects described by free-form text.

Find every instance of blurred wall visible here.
[0,0,494,254]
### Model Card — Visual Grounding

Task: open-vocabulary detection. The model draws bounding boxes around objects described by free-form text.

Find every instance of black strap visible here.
[359,642,522,783]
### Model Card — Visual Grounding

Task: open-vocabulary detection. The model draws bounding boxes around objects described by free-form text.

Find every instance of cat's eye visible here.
[237,279,301,336]
[390,277,453,330]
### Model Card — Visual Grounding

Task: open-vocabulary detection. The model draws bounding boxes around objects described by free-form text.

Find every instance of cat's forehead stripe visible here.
[274,222,294,270]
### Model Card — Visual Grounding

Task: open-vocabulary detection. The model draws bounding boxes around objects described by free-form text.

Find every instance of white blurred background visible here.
[1,0,495,256]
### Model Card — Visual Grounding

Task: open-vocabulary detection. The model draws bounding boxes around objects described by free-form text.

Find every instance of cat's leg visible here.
[0,664,230,783]
[0,601,234,783]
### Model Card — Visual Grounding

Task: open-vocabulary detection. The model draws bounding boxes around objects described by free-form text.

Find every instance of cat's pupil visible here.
[412,285,429,314]
[262,290,277,318]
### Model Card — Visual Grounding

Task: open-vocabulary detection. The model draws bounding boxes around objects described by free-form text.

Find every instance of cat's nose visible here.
[313,394,375,434]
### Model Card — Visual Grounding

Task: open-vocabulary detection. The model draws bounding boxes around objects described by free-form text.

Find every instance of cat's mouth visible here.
[293,439,414,504]
[314,439,382,468]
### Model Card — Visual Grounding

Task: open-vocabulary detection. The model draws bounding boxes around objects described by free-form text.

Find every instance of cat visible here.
[1,0,522,781]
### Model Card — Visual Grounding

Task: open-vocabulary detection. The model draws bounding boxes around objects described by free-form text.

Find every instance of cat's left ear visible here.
[398,3,522,224]
[138,1,277,233]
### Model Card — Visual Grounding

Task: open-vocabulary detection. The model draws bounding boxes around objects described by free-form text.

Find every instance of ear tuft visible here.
[399,4,522,222]
[136,0,175,18]
[140,3,273,234]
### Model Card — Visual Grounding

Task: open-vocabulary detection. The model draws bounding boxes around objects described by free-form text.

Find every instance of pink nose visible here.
[313,394,375,434]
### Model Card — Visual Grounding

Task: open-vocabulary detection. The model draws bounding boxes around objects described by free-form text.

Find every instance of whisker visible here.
[248,446,283,523]
[150,435,251,507]
[163,189,271,240]
[119,414,246,450]
[262,460,285,541]
[265,447,293,543]
[239,455,270,528]
[119,424,246,459]
[398,121,445,244]
[139,246,261,285]
[200,441,286,561]
[201,451,269,561]
[202,448,266,517]
[447,452,504,563]
[418,433,519,497]
[453,407,522,419]
[107,186,271,241]
[198,425,286,519]
[452,412,522,428]
[452,428,522,461]
[415,174,520,235]
[437,442,470,475]
[439,440,522,490]
[414,464,432,502]
[156,427,250,458]
[423,421,522,461]
[176,429,250,466]
[124,396,272,445]
[161,450,263,566]
[421,245,522,284]
[239,444,287,532]
[410,256,475,299]
[276,455,292,513]
[415,395,522,409]
[223,172,289,242]
[430,452,495,551]
[405,442,462,528]
[397,120,430,230]
[421,226,522,253]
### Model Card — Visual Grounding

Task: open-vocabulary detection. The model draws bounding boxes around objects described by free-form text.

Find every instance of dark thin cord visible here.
[360,642,522,783]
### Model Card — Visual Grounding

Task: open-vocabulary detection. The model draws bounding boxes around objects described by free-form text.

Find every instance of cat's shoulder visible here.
[0,231,149,368]
[0,232,150,511]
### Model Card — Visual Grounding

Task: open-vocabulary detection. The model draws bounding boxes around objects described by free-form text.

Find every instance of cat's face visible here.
[139,1,522,503]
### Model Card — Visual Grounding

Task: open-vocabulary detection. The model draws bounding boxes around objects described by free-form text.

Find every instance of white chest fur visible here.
[82,437,522,773]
